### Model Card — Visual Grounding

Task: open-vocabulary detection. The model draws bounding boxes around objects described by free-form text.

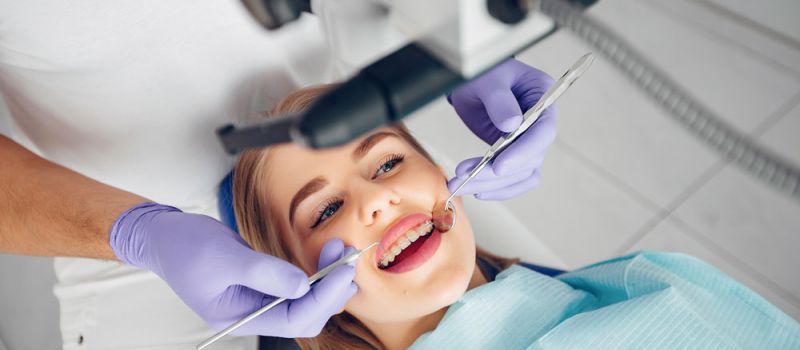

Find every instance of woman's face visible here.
[263,128,476,325]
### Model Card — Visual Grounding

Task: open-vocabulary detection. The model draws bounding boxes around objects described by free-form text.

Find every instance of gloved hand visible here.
[448,59,557,200]
[109,202,357,337]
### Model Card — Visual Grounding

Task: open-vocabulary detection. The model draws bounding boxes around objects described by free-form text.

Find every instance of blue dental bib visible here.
[409,252,800,349]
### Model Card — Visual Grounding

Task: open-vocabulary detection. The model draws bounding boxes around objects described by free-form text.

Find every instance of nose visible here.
[355,182,401,226]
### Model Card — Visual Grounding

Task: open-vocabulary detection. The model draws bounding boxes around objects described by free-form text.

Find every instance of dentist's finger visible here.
[287,264,357,337]
[243,263,357,337]
[453,157,530,179]
[475,88,524,133]
[318,238,346,269]
[492,107,556,176]
[448,169,531,196]
[228,248,310,300]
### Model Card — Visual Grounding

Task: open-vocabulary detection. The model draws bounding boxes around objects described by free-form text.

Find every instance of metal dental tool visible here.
[432,53,594,233]
[197,242,379,350]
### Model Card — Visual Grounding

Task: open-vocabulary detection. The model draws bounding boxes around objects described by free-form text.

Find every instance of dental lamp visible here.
[219,0,572,151]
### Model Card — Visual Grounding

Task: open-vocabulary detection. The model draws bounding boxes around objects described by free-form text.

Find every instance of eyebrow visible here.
[289,177,328,225]
[289,131,397,226]
[352,131,396,161]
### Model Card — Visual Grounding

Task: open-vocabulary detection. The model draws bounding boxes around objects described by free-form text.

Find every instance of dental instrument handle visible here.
[446,53,594,205]
[433,53,594,234]
[489,53,594,160]
[444,156,492,205]
[196,242,378,350]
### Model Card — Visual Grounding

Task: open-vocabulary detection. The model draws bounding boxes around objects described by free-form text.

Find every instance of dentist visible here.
[0,1,555,348]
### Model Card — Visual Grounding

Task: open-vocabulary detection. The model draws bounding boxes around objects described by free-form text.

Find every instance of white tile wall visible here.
[704,0,800,45]
[518,31,722,207]
[672,165,800,301]
[761,101,800,164]
[650,0,800,77]
[502,142,658,268]
[589,0,800,132]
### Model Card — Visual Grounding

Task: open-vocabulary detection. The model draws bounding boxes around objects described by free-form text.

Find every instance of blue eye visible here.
[373,154,405,179]
[312,199,343,228]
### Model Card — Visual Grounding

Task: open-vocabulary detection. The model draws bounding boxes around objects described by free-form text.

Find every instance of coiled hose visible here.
[539,0,800,202]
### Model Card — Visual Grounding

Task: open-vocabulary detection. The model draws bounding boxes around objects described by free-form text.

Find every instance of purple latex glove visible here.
[448,59,557,200]
[109,203,357,337]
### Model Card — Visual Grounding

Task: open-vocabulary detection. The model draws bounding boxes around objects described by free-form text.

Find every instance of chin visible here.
[427,229,477,305]
[434,283,470,307]
[426,261,474,306]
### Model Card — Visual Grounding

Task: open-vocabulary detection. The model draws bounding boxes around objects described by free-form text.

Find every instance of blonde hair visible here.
[233,85,517,350]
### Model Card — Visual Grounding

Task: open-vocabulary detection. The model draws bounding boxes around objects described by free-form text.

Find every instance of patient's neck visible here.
[368,263,489,350]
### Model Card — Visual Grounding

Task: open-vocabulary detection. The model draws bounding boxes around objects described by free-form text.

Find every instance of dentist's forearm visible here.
[0,135,146,259]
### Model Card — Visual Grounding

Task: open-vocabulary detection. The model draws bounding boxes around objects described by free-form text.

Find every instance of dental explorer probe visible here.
[433,53,594,232]
[197,242,379,350]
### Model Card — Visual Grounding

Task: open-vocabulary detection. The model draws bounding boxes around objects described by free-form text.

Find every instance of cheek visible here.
[277,226,319,274]
[293,232,333,274]
[297,215,366,274]
[395,161,448,196]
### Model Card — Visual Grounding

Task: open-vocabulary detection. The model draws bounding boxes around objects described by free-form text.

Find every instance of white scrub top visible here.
[0,1,340,349]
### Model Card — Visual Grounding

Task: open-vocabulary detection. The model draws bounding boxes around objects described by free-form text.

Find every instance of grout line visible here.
[642,0,800,79]
[749,89,800,137]
[553,139,664,213]
[553,0,800,253]
[616,158,728,255]
[617,88,800,255]
[694,0,800,50]
[669,215,800,306]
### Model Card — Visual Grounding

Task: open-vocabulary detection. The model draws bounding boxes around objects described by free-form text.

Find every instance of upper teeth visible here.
[379,221,433,267]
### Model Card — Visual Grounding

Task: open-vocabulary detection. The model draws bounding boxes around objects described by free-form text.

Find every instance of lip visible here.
[382,229,441,274]
[375,213,431,266]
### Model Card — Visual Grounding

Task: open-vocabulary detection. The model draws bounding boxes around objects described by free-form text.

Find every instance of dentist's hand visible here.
[448,59,556,200]
[109,203,357,337]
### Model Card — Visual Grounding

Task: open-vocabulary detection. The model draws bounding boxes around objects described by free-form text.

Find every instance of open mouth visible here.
[376,213,443,274]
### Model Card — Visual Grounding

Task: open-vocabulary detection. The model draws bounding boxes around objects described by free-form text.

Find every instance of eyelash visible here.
[311,197,343,229]
[372,153,405,179]
[310,153,405,229]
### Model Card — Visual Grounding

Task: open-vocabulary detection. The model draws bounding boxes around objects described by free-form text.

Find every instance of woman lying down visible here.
[232,85,800,349]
